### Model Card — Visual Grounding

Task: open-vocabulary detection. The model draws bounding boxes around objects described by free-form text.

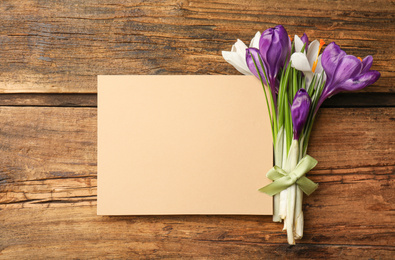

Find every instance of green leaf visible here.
[300,42,307,53]
[249,53,275,145]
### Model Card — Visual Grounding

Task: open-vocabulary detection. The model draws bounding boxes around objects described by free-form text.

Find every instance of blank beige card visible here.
[98,75,273,215]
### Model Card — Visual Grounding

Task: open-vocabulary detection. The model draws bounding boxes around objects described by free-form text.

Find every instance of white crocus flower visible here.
[222,32,261,75]
[291,37,325,88]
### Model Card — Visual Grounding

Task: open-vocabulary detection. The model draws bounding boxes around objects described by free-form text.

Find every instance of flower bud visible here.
[291,89,311,140]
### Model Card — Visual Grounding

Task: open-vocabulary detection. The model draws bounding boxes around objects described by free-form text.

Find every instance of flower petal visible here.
[232,39,248,57]
[257,25,290,93]
[321,42,347,83]
[250,31,261,48]
[306,40,319,66]
[301,33,309,52]
[222,51,252,75]
[246,47,267,80]
[304,71,314,88]
[266,31,282,77]
[294,35,305,53]
[361,55,373,73]
[331,55,362,86]
[291,52,311,72]
[259,28,274,64]
[314,54,323,74]
[338,70,381,93]
[277,25,292,65]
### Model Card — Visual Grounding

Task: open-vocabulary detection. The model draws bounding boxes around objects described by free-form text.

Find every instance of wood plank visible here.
[0,207,394,259]
[310,108,395,170]
[0,0,392,93]
[0,107,97,183]
[0,106,393,259]
[0,107,392,183]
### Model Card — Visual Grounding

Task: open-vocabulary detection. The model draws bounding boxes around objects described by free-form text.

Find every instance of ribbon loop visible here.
[258,155,318,196]
[266,166,286,180]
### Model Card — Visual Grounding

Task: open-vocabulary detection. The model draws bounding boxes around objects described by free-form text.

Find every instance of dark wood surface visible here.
[0,0,394,259]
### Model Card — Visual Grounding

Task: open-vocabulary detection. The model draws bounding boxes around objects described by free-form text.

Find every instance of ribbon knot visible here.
[258,155,319,196]
[288,172,298,184]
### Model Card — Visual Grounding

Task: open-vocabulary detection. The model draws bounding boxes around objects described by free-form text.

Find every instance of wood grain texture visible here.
[0,106,394,258]
[0,0,393,93]
[0,0,394,258]
[1,207,394,259]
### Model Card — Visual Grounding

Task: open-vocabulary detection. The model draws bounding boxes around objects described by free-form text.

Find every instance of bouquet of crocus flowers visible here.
[222,25,380,245]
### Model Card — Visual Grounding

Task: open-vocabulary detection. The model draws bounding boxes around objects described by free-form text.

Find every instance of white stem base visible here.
[276,139,301,245]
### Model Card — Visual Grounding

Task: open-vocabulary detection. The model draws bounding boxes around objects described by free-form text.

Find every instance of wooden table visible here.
[1,0,394,259]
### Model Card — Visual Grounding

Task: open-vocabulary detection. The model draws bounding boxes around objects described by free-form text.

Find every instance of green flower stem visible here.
[302,75,326,154]
[308,74,317,97]
[273,126,284,222]
[277,63,295,220]
[292,68,298,98]
[283,94,291,154]
[249,53,275,145]
[278,129,289,220]
[288,70,293,104]
[293,75,326,240]
[258,56,278,143]
[278,62,292,130]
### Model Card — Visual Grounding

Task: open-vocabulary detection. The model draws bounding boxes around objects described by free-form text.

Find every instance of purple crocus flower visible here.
[245,25,291,97]
[291,89,311,140]
[316,42,381,110]
[300,33,309,52]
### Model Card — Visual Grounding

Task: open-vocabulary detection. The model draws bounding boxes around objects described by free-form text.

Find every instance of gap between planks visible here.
[0,93,393,108]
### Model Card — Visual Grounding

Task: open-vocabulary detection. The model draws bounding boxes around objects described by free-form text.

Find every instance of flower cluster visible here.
[222,25,380,245]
